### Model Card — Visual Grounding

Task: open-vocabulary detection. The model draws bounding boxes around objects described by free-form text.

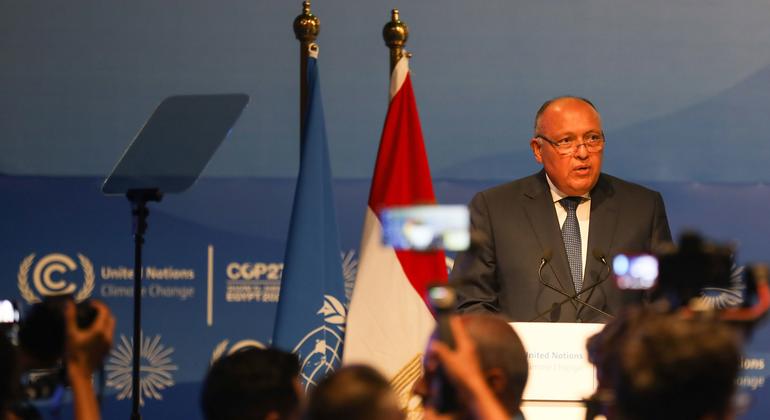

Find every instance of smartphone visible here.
[427,284,456,348]
[380,205,469,251]
[613,253,658,290]
[425,284,459,413]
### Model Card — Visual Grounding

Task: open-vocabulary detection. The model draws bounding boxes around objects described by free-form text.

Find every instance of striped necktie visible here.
[560,196,583,293]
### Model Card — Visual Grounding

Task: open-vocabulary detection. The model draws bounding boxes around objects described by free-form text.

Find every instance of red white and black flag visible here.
[343,54,447,402]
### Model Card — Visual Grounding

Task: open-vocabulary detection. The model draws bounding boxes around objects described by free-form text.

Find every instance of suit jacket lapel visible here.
[583,174,619,305]
[522,171,576,302]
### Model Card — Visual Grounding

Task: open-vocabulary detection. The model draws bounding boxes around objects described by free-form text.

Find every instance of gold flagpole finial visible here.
[294,1,320,141]
[383,9,409,72]
[294,1,320,43]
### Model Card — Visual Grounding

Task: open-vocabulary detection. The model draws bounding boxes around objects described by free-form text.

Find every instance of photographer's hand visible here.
[64,300,115,420]
[429,316,509,420]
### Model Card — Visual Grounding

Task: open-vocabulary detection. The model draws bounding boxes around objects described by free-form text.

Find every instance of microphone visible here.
[538,248,553,276]
[575,249,612,319]
[531,249,613,321]
[578,249,611,300]
[537,249,562,321]
[593,248,608,267]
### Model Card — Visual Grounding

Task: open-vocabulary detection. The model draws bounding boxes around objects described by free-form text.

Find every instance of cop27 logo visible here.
[17,253,95,303]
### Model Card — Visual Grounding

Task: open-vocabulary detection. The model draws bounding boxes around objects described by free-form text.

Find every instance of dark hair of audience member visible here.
[462,314,529,414]
[586,307,655,394]
[614,314,741,420]
[201,347,301,420]
[306,365,403,420]
[0,334,20,417]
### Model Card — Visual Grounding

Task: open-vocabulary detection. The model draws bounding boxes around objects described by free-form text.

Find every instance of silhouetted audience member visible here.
[2,299,114,420]
[586,306,656,407]
[588,309,742,420]
[201,348,301,420]
[307,364,403,420]
[417,314,528,420]
[0,333,22,419]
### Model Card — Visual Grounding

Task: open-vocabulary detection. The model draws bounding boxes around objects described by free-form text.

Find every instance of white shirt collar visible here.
[545,173,591,204]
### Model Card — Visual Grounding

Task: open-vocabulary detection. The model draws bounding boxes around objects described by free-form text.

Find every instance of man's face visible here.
[530,98,604,196]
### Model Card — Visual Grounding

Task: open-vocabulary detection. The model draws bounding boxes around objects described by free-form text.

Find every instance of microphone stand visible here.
[531,252,613,321]
[575,252,611,320]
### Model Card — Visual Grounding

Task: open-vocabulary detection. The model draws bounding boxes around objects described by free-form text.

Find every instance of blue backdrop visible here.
[1,177,769,418]
[2,1,770,182]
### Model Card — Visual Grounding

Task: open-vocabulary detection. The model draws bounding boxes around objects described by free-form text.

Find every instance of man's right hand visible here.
[64,300,115,376]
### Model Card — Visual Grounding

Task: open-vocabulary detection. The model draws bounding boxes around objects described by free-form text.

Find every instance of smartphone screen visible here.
[0,300,19,324]
[380,205,470,251]
[613,253,658,290]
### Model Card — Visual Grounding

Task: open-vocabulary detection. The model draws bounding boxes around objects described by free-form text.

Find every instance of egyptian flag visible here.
[343,54,447,399]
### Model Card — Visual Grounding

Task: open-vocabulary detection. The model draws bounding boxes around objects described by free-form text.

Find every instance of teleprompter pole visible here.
[127,189,162,420]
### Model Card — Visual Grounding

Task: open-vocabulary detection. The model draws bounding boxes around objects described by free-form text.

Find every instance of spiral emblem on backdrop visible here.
[17,252,95,304]
[105,331,177,406]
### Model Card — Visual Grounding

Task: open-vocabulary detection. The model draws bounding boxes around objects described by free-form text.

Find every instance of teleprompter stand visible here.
[103,94,249,420]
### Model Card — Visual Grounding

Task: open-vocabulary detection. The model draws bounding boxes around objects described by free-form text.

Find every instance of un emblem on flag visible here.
[293,294,346,392]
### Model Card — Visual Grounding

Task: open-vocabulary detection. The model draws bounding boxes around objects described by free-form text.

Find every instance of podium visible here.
[511,322,605,420]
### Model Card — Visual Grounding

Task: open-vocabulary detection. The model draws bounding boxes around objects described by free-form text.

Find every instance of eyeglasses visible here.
[536,133,605,156]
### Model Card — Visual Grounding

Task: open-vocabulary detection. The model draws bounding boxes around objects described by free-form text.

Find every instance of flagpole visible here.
[293,1,319,136]
[383,9,409,73]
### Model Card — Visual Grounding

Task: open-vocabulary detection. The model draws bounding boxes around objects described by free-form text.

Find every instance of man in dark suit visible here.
[450,96,672,322]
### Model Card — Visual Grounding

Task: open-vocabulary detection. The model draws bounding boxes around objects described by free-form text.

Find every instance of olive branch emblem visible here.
[17,253,95,303]
[17,254,37,303]
[75,254,95,301]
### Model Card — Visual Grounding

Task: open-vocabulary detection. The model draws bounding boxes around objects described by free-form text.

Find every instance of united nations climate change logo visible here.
[210,339,267,364]
[294,294,346,392]
[105,332,178,406]
[17,253,95,303]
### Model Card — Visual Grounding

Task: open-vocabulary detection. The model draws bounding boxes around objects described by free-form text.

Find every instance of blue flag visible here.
[272,52,346,392]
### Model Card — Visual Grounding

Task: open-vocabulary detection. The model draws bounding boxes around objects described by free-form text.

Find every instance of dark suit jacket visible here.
[450,170,672,322]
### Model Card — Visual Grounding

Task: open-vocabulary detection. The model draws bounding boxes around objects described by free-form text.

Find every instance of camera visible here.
[612,232,735,307]
[18,296,97,367]
[611,232,769,324]
[653,232,735,308]
[14,296,98,400]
